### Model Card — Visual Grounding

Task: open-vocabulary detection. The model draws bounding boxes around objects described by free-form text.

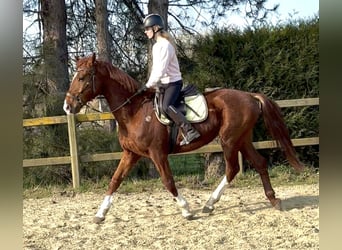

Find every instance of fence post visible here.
[67,114,80,188]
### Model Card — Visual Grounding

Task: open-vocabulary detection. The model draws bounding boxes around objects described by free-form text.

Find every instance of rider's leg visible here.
[166,105,200,145]
[162,81,200,145]
[161,81,182,116]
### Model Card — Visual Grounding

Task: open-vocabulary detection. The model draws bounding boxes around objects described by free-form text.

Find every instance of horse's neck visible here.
[98,64,143,129]
[102,81,139,128]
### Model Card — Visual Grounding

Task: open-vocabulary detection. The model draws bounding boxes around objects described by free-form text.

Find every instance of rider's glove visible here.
[137,85,147,94]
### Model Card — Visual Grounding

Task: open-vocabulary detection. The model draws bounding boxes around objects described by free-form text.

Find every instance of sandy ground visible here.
[23,184,318,250]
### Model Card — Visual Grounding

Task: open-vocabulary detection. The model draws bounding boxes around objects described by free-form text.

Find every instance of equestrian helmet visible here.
[143,14,164,29]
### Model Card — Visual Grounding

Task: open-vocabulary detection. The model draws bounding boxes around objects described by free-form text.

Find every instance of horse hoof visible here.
[273,199,283,211]
[202,205,214,213]
[181,210,194,220]
[184,213,194,220]
[93,216,105,224]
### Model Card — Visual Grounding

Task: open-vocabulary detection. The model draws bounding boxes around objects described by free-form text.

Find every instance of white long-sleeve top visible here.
[145,38,182,88]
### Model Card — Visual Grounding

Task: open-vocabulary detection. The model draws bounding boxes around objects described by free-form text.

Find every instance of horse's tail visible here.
[253,93,304,171]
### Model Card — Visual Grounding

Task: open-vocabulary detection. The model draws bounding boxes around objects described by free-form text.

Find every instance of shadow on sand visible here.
[187,194,319,220]
[281,195,319,211]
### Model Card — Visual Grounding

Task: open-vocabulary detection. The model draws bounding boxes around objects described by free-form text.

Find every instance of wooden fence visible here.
[23,97,319,188]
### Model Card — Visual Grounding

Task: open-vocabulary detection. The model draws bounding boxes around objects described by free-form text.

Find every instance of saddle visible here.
[154,84,208,125]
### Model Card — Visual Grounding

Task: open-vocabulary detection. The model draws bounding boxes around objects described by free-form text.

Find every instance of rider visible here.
[143,13,200,146]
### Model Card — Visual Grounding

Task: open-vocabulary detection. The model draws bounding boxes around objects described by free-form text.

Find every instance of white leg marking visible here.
[175,193,193,219]
[211,176,228,201]
[204,176,228,211]
[95,195,113,219]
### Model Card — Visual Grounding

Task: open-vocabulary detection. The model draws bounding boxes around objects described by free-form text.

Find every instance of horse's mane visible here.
[96,59,140,93]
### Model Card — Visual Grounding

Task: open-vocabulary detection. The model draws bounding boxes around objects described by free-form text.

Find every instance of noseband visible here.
[66,67,96,106]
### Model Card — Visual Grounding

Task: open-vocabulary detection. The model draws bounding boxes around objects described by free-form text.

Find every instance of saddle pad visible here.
[155,94,208,125]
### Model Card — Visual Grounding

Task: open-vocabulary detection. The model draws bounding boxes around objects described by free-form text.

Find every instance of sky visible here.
[224,0,319,28]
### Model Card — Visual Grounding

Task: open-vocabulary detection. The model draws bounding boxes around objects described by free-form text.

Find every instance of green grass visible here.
[23,165,319,199]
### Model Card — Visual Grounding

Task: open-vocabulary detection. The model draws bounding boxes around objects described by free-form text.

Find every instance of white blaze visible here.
[63,72,79,114]
[63,100,70,114]
[72,71,78,81]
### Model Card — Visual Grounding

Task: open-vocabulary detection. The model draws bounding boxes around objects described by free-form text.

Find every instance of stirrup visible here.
[180,130,200,146]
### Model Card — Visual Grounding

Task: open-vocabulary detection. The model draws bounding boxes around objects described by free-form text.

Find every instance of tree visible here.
[95,0,111,62]
[147,0,169,30]
[23,0,71,185]
[95,0,116,131]
[40,0,69,95]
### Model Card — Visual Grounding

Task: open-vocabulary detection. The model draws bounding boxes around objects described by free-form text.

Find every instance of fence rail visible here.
[23,97,319,188]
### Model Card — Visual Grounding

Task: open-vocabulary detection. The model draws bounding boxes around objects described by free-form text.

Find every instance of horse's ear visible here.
[74,56,79,62]
[92,53,96,64]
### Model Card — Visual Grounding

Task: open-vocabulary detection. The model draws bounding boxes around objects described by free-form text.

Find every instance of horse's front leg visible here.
[174,193,193,219]
[93,151,140,224]
[151,155,193,220]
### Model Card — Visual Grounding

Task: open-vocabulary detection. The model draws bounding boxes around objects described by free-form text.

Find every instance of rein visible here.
[81,90,144,114]
[110,90,142,113]
[81,91,143,114]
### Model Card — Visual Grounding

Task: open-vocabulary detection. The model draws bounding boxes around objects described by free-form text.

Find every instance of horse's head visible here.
[63,53,100,114]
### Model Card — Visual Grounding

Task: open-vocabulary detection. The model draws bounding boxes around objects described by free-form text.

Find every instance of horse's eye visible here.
[78,76,85,81]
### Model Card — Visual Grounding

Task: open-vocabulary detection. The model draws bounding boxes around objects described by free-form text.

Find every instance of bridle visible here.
[66,65,145,113]
[66,67,96,107]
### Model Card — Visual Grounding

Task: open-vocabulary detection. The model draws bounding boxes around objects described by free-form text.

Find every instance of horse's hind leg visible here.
[202,175,229,213]
[203,145,240,213]
[93,150,141,224]
[240,141,282,210]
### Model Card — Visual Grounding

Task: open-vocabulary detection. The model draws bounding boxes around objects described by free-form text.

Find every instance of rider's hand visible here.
[137,85,147,94]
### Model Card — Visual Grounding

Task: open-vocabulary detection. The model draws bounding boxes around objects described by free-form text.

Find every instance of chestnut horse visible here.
[63,53,304,224]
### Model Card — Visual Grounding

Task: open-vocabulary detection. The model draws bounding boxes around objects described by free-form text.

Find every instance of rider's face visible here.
[144,27,154,39]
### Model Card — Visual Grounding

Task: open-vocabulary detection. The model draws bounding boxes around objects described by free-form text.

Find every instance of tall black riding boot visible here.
[166,105,200,146]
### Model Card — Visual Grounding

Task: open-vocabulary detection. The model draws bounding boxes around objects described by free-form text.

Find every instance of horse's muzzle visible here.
[63,100,71,114]
[63,99,81,114]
